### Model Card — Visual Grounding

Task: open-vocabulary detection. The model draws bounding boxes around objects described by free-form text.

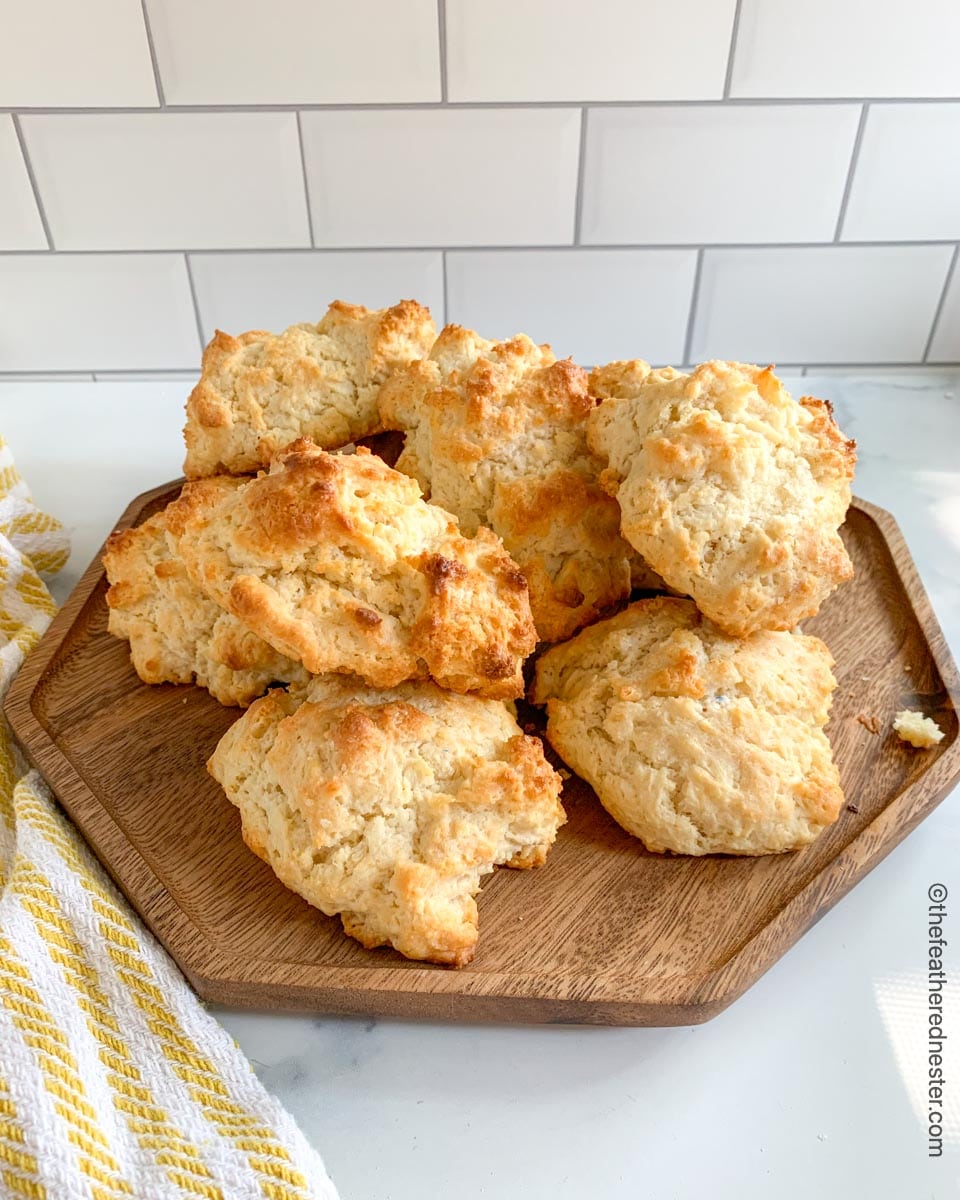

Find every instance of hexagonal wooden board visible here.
[6,483,960,1025]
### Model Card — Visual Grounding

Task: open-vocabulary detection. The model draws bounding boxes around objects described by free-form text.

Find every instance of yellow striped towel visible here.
[0,438,340,1200]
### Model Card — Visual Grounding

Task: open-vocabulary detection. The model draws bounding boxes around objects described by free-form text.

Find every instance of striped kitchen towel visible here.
[0,438,340,1200]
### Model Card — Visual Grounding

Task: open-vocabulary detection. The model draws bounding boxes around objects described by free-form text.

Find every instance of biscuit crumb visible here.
[558,768,572,782]
[856,712,880,735]
[893,709,944,749]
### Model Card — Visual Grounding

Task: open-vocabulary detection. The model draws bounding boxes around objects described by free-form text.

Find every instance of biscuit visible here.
[532,597,843,855]
[208,675,565,965]
[893,709,944,748]
[587,360,856,637]
[183,299,436,478]
[104,486,308,707]
[378,326,657,643]
[170,442,536,699]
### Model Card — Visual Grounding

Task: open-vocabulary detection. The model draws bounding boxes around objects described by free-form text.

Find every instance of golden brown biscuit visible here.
[170,442,536,699]
[587,361,856,637]
[183,299,436,478]
[378,325,658,643]
[208,676,565,965]
[532,597,843,855]
[103,487,308,707]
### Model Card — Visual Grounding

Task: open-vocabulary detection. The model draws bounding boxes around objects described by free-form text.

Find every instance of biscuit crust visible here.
[378,325,654,643]
[532,597,844,856]
[183,299,436,478]
[587,360,856,637]
[103,488,308,707]
[171,442,537,698]
[208,676,565,965]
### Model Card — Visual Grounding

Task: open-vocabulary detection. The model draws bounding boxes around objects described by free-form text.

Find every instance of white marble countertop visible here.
[1,373,958,1199]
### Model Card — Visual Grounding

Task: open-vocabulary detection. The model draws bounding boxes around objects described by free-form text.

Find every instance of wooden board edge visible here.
[4,486,960,1025]
[193,974,731,1027]
[851,494,960,699]
[0,477,229,986]
[682,496,960,1013]
[4,478,183,748]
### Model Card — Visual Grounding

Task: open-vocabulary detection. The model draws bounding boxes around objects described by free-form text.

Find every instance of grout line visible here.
[767,361,960,369]
[441,250,449,325]
[0,240,957,257]
[295,111,316,247]
[1,369,106,378]
[923,243,959,362]
[0,369,195,378]
[182,254,207,348]
[3,362,959,381]
[92,370,197,380]
[437,0,449,103]
[572,108,589,245]
[682,249,705,364]
[11,115,55,249]
[139,0,166,107]
[96,370,196,378]
[1,98,959,115]
[722,0,744,99]
[833,103,869,242]
[1,373,96,381]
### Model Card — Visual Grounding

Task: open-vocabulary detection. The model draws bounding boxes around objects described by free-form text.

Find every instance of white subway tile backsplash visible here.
[445,249,697,365]
[581,106,860,245]
[731,0,960,98]
[0,0,158,107]
[300,110,581,248]
[842,105,960,241]
[446,0,736,102]
[0,255,201,371]
[146,0,440,105]
[189,252,445,341]
[690,246,953,364]
[0,118,45,249]
[928,261,960,362]
[21,114,310,251]
[0,1,955,374]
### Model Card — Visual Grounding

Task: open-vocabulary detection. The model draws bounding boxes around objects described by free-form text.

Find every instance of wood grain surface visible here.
[6,484,960,1026]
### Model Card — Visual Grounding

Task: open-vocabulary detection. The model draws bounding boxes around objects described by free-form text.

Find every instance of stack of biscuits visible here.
[104,298,857,966]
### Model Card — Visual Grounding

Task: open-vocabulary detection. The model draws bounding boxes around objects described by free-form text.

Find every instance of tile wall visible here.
[0,0,958,377]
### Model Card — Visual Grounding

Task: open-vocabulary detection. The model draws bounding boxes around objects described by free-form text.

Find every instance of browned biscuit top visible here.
[587,360,856,636]
[378,324,657,642]
[171,441,537,698]
[183,298,436,478]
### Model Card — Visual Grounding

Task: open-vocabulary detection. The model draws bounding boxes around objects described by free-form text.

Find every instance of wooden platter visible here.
[6,484,960,1026]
